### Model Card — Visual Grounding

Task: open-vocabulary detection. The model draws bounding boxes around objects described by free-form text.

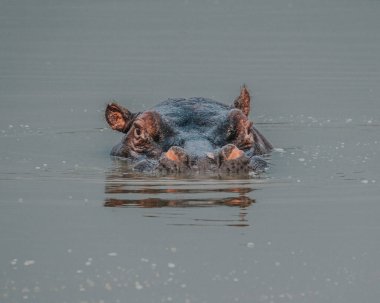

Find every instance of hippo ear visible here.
[105,102,136,133]
[233,85,250,116]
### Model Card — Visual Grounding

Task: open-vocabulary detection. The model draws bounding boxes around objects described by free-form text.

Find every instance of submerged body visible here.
[105,86,272,174]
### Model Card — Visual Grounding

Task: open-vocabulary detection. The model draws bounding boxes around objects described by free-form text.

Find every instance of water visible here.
[1,0,380,302]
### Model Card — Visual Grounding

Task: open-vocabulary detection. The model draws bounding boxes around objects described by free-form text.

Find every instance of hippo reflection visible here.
[104,196,254,208]
[105,85,272,174]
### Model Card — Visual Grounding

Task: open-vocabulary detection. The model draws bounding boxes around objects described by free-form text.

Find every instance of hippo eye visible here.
[134,127,142,137]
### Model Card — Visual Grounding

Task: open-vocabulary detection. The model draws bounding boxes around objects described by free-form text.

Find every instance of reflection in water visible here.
[104,159,263,226]
[104,195,254,208]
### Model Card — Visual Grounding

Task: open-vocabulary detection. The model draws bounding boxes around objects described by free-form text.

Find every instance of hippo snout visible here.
[158,144,250,174]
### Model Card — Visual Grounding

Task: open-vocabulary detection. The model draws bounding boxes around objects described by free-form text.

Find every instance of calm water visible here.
[1,0,380,302]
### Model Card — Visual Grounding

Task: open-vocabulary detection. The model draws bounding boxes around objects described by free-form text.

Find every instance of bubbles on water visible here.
[135,281,143,290]
[85,258,93,266]
[86,279,95,288]
[247,242,255,248]
[23,260,35,266]
[107,252,118,257]
[104,282,112,291]
[168,262,176,268]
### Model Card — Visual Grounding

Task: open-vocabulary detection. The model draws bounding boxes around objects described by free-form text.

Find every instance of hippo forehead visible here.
[152,97,230,131]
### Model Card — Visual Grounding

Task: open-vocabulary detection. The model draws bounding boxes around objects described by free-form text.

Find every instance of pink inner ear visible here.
[108,111,126,130]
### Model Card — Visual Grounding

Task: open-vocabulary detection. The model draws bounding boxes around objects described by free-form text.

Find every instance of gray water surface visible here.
[1,1,380,302]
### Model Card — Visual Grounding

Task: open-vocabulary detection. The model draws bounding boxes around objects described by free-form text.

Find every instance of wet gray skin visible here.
[105,86,272,174]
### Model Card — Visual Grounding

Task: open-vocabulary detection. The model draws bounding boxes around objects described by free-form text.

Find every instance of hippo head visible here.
[105,86,272,174]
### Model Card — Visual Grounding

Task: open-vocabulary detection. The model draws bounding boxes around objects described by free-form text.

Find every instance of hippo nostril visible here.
[220,144,244,161]
[159,146,191,173]
[165,149,180,162]
[164,146,189,164]
[227,148,244,160]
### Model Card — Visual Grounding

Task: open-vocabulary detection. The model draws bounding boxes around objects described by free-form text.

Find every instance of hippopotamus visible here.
[105,85,272,174]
